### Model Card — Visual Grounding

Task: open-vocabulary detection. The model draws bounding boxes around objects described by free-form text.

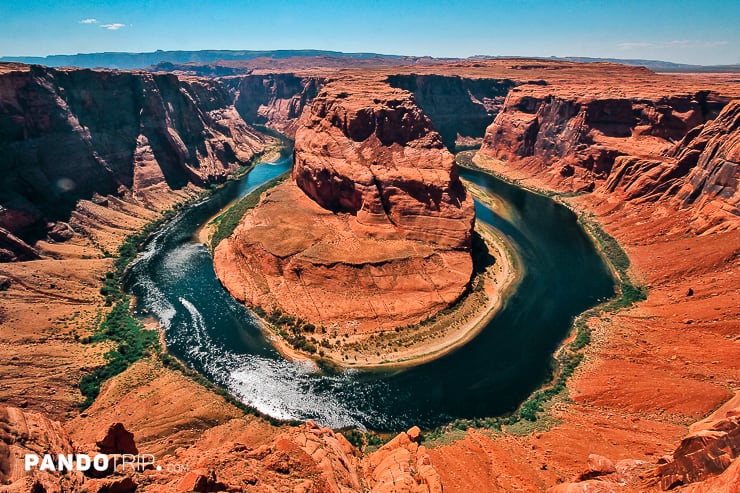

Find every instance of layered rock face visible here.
[603,99,740,226]
[671,100,740,230]
[214,80,475,332]
[482,89,724,172]
[0,406,85,493]
[0,64,269,249]
[3,392,440,493]
[545,401,740,492]
[224,73,324,137]
[479,83,739,231]
[293,81,474,249]
[387,74,517,150]
[362,426,442,492]
[655,408,740,490]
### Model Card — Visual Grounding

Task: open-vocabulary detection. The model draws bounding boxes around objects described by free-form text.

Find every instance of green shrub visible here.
[77,207,177,408]
[209,172,289,250]
[571,321,591,351]
[78,298,159,409]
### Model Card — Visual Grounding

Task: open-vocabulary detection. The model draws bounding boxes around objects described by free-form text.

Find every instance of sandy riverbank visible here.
[241,220,519,370]
[195,212,217,246]
[194,147,288,247]
[323,222,519,369]
[193,154,520,369]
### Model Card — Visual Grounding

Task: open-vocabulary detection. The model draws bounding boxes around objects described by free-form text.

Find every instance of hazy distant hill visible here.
[469,54,740,73]
[2,49,737,73]
[557,56,740,73]
[0,49,407,70]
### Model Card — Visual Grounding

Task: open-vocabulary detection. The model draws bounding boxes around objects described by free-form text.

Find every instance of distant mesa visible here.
[0,49,419,71]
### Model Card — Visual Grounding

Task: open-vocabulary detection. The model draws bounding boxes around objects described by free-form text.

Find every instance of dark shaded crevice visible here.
[387,74,519,151]
[372,175,397,226]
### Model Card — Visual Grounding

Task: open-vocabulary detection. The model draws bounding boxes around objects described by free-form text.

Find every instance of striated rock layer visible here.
[671,100,740,231]
[602,99,740,232]
[6,380,740,493]
[0,406,85,493]
[386,74,517,150]
[214,80,475,332]
[223,73,325,138]
[3,59,740,493]
[479,81,739,232]
[0,64,270,249]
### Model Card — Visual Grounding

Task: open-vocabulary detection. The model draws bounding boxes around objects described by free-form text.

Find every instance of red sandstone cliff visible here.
[214,79,475,333]
[671,100,740,231]
[601,100,740,231]
[479,83,738,231]
[386,74,517,150]
[0,406,85,493]
[5,394,739,493]
[0,64,271,254]
[223,73,324,138]
[2,59,740,493]
[292,80,474,249]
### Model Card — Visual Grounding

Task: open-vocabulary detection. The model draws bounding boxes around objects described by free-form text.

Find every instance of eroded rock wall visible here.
[479,84,738,231]
[0,65,269,247]
[387,74,518,150]
[293,80,475,249]
[224,73,325,138]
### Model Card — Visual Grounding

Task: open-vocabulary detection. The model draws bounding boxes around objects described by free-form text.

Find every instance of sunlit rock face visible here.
[214,80,475,333]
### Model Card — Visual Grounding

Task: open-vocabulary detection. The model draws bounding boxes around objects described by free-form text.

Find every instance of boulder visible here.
[656,407,740,489]
[47,222,75,242]
[177,469,228,493]
[586,454,616,476]
[96,423,138,455]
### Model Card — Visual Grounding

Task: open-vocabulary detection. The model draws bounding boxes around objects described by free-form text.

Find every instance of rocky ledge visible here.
[213,79,476,342]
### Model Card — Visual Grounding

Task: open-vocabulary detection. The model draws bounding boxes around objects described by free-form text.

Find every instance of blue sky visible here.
[0,0,737,65]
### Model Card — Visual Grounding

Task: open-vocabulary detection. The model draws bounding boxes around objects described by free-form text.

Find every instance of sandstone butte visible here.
[213,79,477,345]
[0,58,739,492]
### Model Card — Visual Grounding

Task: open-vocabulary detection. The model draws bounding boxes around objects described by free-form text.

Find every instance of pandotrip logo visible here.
[25,454,156,472]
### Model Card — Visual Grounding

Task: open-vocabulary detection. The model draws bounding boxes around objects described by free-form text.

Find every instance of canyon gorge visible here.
[0,57,738,492]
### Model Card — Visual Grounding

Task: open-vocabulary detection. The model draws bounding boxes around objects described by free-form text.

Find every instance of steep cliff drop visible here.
[0,62,274,419]
[223,73,324,138]
[386,74,517,151]
[0,64,272,257]
[478,77,738,232]
[213,79,476,360]
[3,59,740,493]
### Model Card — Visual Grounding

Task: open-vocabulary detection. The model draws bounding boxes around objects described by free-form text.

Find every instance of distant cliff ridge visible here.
[479,83,739,232]
[223,73,325,138]
[0,49,410,70]
[3,50,738,73]
[387,74,517,150]
[1,60,738,257]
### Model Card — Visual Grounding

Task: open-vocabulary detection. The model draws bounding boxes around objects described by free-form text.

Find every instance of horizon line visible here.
[1,48,738,68]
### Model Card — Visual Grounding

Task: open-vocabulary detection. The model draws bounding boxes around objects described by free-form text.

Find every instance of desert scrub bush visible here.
[79,204,185,407]
[79,298,159,409]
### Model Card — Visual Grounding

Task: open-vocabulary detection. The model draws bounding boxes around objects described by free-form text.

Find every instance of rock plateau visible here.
[214,79,476,334]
